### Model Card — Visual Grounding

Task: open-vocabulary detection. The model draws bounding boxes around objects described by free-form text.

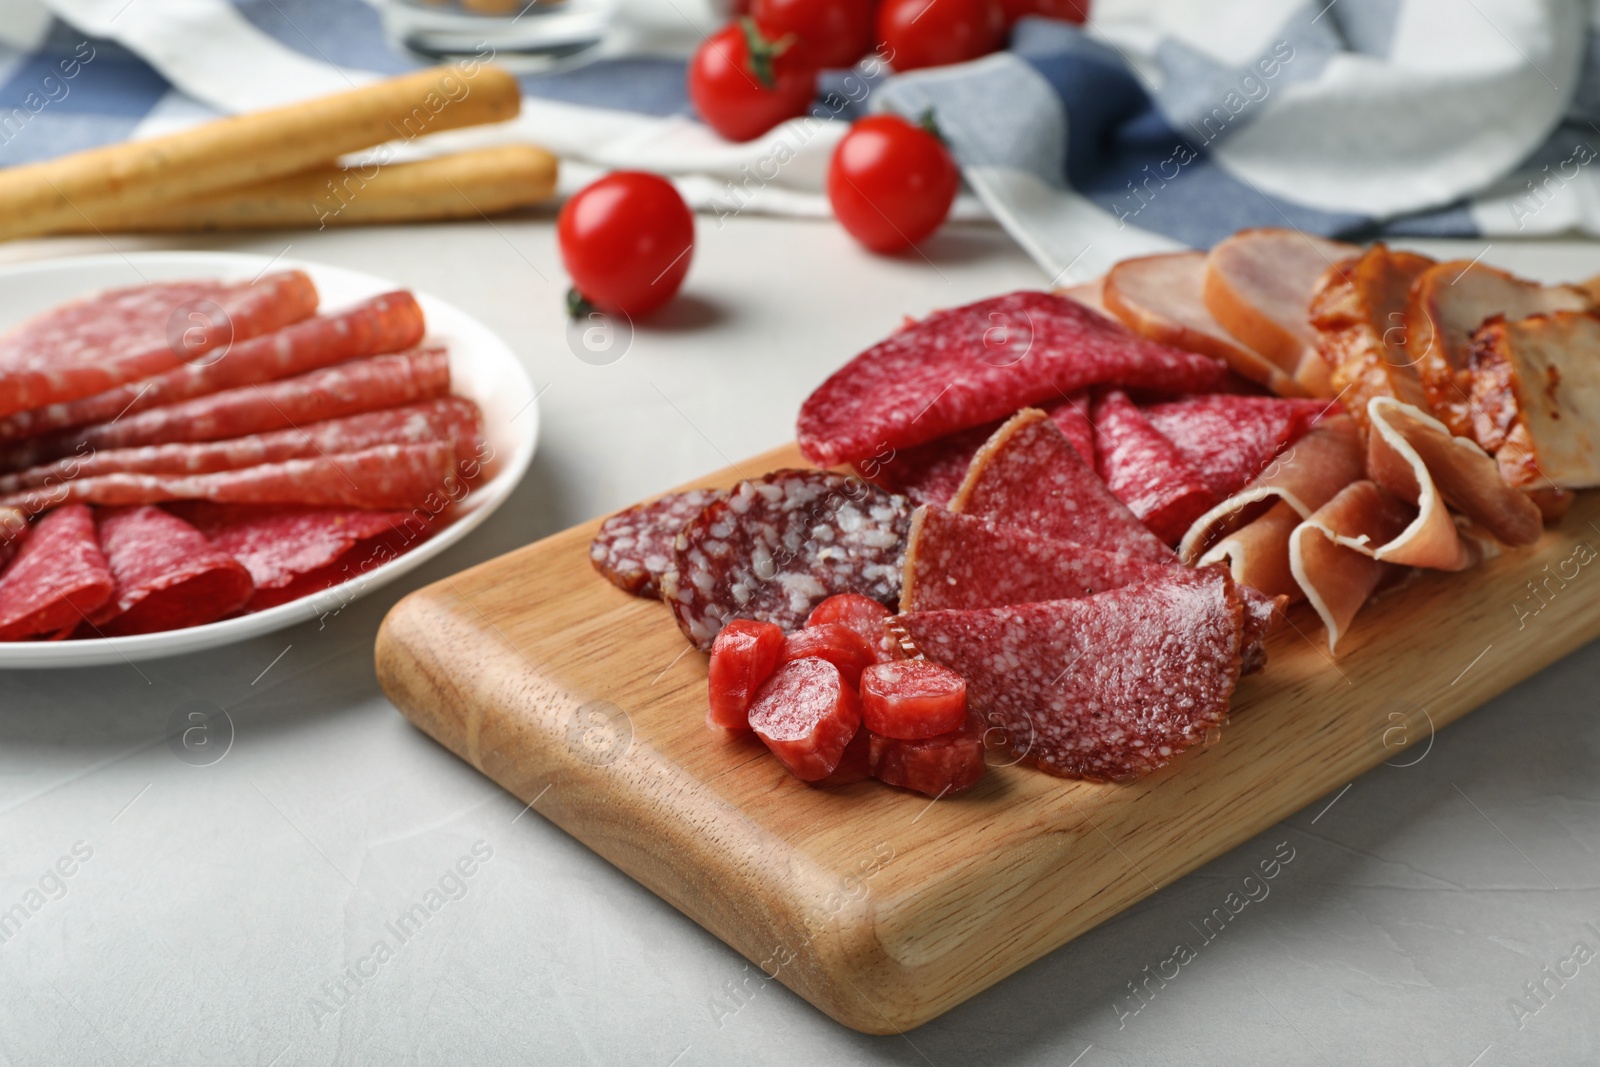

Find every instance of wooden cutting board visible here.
[375,444,1600,1034]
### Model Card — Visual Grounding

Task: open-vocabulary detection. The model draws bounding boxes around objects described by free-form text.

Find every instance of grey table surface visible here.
[1,219,1598,1067]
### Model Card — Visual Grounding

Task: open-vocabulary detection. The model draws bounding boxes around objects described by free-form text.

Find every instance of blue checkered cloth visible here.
[3,0,1597,281]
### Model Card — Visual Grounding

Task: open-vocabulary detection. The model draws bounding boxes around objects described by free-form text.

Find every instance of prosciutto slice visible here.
[1288,481,1413,654]
[0,504,112,639]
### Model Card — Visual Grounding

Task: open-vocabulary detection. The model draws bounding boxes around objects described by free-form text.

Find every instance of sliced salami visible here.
[1092,390,1219,545]
[0,442,462,513]
[798,291,1228,467]
[898,567,1245,781]
[0,291,425,447]
[868,712,986,796]
[952,408,1173,562]
[1,349,450,471]
[1140,394,1331,500]
[0,504,113,640]
[590,488,724,598]
[0,271,319,418]
[86,506,254,636]
[0,397,482,493]
[661,469,912,652]
[747,657,863,781]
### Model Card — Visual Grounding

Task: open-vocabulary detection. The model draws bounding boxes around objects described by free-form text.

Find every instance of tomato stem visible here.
[566,287,597,319]
[738,16,795,91]
[917,107,946,143]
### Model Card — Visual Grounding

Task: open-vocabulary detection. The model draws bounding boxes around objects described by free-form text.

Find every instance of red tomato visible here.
[876,0,1005,72]
[828,113,960,253]
[557,171,694,318]
[999,0,1088,25]
[751,0,875,70]
[688,19,818,142]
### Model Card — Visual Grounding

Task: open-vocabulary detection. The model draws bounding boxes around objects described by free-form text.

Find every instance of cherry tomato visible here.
[876,0,1005,72]
[751,0,875,70]
[999,0,1087,25]
[828,113,960,253]
[557,172,694,318]
[688,18,818,142]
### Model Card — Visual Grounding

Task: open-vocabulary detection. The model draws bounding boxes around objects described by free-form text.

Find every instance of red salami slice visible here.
[952,408,1173,562]
[860,396,1096,507]
[899,567,1245,781]
[171,503,428,611]
[0,442,462,512]
[0,397,482,493]
[1092,390,1219,546]
[747,657,862,781]
[0,291,424,448]
[85,506,254,635]
[1,349,449,471]
[0,271,318,419]
[661,469,912,652]
[798,291,1227,467]
[868,711,986,796]
[590,488,724,598]
[0,504,112,639]
[1141,395,1332,499]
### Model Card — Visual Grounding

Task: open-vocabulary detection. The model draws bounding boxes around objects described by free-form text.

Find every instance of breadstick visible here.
[50,145,558,234]
[0,64,522,241]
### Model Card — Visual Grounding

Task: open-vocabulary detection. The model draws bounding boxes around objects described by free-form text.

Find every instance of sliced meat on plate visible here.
[0,271,319,419]
[591,488,724,598]
[1288,481,1414,654]
[1405,260,1589,439]
[1103,250,1303,396]
[0,504,112,639]
[661,470,912,651]
[85,505,254,636]
[1092,389,1219,545]
[1059,277,1113,319]
[1140,394,1332,501]
[0,290,423,445]
[797,290,1226,467]
[1203,228,1358,395]
[952,408,1173,562]
[1308,245,1433,429]
[898,567,1244,781]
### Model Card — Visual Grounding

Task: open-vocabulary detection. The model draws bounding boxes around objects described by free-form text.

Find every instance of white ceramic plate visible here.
[0,251,537,667]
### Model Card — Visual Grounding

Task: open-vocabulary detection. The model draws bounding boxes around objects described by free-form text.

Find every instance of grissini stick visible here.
[0,64,522,242]
[50,145,558,234]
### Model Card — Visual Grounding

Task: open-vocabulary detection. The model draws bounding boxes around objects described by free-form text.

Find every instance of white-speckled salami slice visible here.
[898,566,1244,781]
[590,488,724,598]
[662,469,912,651]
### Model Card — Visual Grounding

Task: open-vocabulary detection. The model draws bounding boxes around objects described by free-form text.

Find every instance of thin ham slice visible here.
[797,291,1226,467]
[1308,245,1433,430]
[0,442,462,512]
[0,272,318,419]
[0,397,482,493]
[1288,481,1413,654]
[1092,389,1218,545]
[85,505,253,635]
[951,408,1173,562]
[1059,277,1114,319]
[1141,394,1332,500]
[0,504,112,639]
[1104,250,1304,397]
[1203,228,1358,396]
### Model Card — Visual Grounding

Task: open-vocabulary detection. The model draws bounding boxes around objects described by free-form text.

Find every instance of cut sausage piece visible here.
[1092,390,1219,545]
[899,567,1244,781]
[860,660,967,739]
[953,408,1173,562]
[590,488,724,599]
[0,291,423,445]
[868,712,986,796]
[707,618,785,730]
[814,726,872,786]
[1104,251,1304,396]
[1140,394,1332,501]
[0,271,319,419]
[798,290,1226,467]
[86,505,254,636]
[661,470,912,652]
[0,504,112,640]
[747,658,862,782]
[1203,228,1358,395]
[776,623,875,687]
[1308,245,1433,430]
[804,593,895,662]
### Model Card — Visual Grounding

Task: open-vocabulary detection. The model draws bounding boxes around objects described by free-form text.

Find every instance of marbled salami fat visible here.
[87,506,253,636]
[590,488,724,598]
[899,567,1244,781]
[0,271,318,419]
[1141,394,1331,500]
[0,504,112,640]
[0,291,424,448]
[952,409,1172,562]
[661,470,912,651]
[798,291,1226,467]
[1092,390,1218,546]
